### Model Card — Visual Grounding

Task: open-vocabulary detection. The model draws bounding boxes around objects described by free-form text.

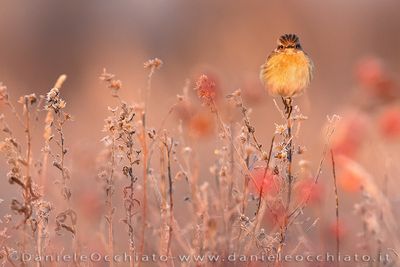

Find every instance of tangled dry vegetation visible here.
[0,57,399,267]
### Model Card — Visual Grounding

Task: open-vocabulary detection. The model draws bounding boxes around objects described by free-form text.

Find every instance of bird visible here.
[260,34,313,100]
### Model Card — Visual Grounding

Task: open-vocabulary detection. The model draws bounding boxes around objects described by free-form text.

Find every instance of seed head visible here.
[144,58,163,70]
[45,88,66,113]
[195,74,216,105]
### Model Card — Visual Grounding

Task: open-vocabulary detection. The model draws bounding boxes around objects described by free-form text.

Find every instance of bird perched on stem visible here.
[260,34,313,116]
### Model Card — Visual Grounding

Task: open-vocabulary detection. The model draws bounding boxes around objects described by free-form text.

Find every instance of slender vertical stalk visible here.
[138,59,163,264]
[106,136,116,267]
[284,97,293,211]
[138,112,148,267]
[24,98,32,202]
[255,135,275,216]
[23,98,32,267]
[275,97,293,267]
[125,141,138,267]
[56,114,79,267]
[165,137,174,256]
[139,62,157,266]
[46,84,79,266]
[41,75,66,195]
[330,149,340,265]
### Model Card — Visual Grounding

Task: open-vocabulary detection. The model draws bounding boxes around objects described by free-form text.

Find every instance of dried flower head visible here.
[54,74,67,89]
[195,74,216,105]
[144,58,163,70]
[274,123,287,135]
[100,69,122,95]
[0,83,9,101]
[18,94,37,106]
[45,88,66,113]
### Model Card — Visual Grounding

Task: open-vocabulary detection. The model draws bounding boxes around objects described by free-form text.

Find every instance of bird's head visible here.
[276,34,302,52]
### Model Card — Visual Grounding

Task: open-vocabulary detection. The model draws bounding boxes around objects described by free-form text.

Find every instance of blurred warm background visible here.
[1,1,400,130]
[1,1,400,266]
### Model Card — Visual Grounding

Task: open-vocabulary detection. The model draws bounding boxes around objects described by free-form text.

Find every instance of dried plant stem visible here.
[162,135,174,256]
[57,119,75,228]
[237,97,264,154]
[235,94,273,215]
[159,141,168,255]
[40,111,52,194]
[212,99,275,256]
[0,90,40,266]
[123,144,139,267]
[289,115,339,221]
[45,79,80,265]
[53,111,79,266]
[35,224,43,267]
[138,63,158,265]
[36,227,43,267]
[286,119,293,209]
[137,114,148,267]
[56,115,68,200]
[23,97,43,267]
[275,97,294,267]
[255,135,275,216]
[241,174,250,214]
[330,149,340,265]
[23,98,32,258]
[211,100,261,193]
[20,98,33,267]
[4,96,24,128]
[24,98,32,201]
[41,75,66,194]
[106,136,116,267]
[283,97,293,211]
[127,187,136,267]
[228,121,235,202]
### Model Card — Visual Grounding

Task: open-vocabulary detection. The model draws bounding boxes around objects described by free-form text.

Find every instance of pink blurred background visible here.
[1,1,400,265]
[1,0,399,164]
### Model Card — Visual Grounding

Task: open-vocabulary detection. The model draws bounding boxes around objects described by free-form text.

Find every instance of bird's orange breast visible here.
[260,51,312,97]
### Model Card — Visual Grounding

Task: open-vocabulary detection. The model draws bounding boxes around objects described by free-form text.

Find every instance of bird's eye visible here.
[278,45,284,49]
[295,44,301,49]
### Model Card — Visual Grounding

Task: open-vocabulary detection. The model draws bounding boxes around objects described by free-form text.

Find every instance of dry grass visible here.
[0,58,399,267]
